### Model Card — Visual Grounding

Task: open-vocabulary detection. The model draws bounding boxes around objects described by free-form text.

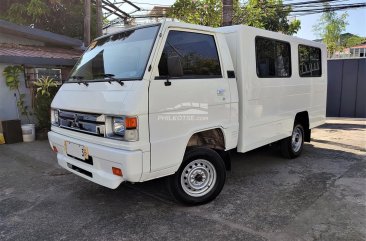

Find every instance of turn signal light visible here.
[125,117,137,129]
[112,167,123,177]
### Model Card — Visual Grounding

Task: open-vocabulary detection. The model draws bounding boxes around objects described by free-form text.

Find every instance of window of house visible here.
[298,45,322,77]
[25,67,63,87]
[158,30,222,78]
[36,68,62,82]
[255,37,291,78]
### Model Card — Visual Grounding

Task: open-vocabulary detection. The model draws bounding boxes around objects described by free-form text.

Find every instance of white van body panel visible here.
[218,25,327,153]
[48,21,326,189]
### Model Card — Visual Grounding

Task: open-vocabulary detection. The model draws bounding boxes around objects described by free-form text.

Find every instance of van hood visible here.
[51,81,149,115]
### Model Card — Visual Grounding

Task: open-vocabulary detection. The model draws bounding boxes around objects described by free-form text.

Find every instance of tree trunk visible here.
[222,0,233,26]
[96,0,103,37]
[83,0,91,46]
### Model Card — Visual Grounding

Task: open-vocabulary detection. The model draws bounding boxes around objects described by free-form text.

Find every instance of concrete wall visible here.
[0,64,34,123]
[327,58,366,118]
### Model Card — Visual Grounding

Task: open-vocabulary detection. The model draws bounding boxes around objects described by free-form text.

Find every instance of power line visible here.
[102,0,366,26]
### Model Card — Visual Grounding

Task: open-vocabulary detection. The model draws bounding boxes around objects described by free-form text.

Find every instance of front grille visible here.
[59,110,105,136]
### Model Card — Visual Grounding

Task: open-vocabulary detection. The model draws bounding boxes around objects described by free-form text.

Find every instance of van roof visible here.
[98,21,325,48]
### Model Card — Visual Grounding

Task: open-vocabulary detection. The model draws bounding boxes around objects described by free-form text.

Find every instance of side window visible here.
[158,31,222,78]
[299,45,322,77]
[255,37,291,78]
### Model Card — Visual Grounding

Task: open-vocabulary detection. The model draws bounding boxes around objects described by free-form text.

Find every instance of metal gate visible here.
[327,58,366,118]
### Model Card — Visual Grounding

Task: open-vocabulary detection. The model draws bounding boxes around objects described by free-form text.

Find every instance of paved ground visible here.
[0,119,365,241]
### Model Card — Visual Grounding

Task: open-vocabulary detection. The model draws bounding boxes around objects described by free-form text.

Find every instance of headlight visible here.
[107,116,138,141]
[51,109,59,126]
[112,117,125,136]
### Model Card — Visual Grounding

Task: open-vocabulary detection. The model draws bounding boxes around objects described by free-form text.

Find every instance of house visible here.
[349,43,366,57]
[0,19,83,122]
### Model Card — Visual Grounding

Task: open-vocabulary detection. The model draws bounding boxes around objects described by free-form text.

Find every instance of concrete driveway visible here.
[0,119,365,241]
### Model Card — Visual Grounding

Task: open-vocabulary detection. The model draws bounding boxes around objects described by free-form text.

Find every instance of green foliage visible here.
[2,65,23,91]
[0,0,97,40]
[169,0,300,35]
[343,35,365,48]
[33,77,58,130]
[34,85,58,130]
[34,76,58,97]
[313,4,348,55]
[241,0,300,35]
[169,0,223,27]
[2,65,31,123]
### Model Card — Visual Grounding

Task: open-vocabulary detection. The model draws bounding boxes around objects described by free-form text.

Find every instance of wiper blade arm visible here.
[96,74,124,86]
[70,75,89,86]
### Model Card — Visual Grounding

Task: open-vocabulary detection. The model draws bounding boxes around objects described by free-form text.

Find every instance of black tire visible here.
[168,147,226,205]
[281,123,305,159]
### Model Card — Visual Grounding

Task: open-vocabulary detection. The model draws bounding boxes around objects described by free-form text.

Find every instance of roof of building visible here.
[0,43,82,66]
[350,43,366,49]
[0,19,83,48]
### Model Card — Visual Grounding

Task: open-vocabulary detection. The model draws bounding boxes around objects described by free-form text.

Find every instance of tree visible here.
[313,3,348,55]
[169,0,301,35]
[343,35,365,48]
[241,0,300,35]
[0,0,98,40]
[169,0,223,27]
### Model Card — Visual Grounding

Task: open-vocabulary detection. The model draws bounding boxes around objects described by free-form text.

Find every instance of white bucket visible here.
[21,124,36,142]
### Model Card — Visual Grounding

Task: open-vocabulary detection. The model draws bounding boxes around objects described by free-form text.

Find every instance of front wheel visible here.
[281,123,305,159]
[168,147,226,205]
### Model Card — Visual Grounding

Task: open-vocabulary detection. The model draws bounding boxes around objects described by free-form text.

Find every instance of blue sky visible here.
[124,0,366,40]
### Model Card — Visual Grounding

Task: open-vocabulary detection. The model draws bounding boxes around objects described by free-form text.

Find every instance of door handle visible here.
[217,88,225,96]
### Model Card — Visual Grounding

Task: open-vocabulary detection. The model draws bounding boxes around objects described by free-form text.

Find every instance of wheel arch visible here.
[294,111,311,142]
[186,127,231,170]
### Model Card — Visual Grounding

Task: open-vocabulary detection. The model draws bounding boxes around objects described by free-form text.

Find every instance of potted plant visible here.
[2,65,35,142]
[33,76,58,140]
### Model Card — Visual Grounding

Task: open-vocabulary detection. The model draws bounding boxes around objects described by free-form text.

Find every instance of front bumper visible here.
[48,131,143,189]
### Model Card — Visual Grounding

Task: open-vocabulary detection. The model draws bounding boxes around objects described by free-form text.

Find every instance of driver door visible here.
[148,29,231,173]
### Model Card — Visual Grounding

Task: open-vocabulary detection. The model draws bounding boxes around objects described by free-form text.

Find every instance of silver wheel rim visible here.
[291,126,303,153]
[180,159,217,197]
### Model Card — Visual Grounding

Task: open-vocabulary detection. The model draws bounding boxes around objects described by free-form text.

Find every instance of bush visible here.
[33,77,58,130]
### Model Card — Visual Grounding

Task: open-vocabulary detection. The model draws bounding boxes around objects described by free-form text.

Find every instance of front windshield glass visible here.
[69,25,160,82]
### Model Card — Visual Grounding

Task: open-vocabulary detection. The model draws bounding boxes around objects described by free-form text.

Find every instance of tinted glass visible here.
[158,31,221,78]
[299,45,322,77]
[69,25,160,81]
[256,37,291,78]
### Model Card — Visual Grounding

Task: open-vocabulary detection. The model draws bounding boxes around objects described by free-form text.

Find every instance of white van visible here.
[48,21,327,205]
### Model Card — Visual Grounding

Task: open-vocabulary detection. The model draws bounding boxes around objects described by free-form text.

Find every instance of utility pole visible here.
[84,0,91,46]
[96,0,103,37]
[222,0,233,26]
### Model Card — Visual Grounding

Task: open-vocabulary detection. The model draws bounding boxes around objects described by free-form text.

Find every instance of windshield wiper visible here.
[95,74,124,86]
[70,75,89,86]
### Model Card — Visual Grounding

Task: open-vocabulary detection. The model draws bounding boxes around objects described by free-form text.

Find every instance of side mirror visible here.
[167,55,183,77]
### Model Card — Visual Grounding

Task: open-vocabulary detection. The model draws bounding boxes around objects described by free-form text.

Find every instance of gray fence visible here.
[327,58,366,118]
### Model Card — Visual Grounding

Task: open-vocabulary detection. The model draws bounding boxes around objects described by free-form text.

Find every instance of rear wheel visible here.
[281,123,305,159]
[168,147,226,205]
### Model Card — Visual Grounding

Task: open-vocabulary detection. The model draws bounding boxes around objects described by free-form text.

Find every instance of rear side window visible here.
[158,30,222,78]
[255,37,291,78]
[298,45,322,77]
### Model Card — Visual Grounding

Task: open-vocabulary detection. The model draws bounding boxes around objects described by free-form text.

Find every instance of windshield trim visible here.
[67,23,161,83]
[94,23,162,42]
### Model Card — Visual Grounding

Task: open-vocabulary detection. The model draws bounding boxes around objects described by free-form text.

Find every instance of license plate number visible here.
[65,141,88,160]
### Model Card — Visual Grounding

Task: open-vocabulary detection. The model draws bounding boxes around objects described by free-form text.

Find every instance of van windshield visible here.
[69,25,160,82]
